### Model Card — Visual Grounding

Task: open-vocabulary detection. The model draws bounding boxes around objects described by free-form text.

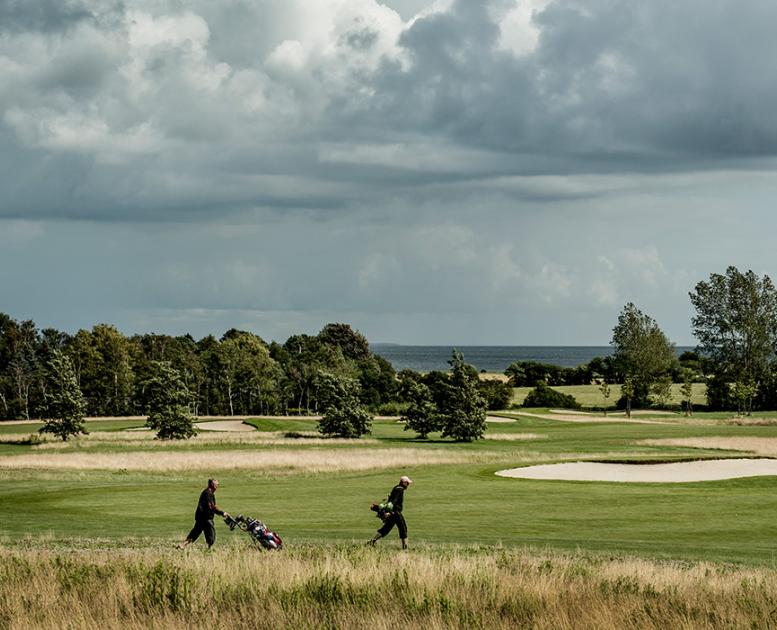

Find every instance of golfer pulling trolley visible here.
[178,478,230,549]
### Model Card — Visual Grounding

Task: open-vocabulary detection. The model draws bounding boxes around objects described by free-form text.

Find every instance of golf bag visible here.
[370,500,394,521]
[224,514,283,550]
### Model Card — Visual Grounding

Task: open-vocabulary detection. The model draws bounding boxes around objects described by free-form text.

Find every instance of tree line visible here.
[0,320,397,420]
[506,266,777,416]
[0,317,509,441]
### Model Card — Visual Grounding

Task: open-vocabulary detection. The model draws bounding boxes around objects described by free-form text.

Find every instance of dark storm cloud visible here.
[0,0,94,33]
[362,0,777,159]
[3,0,777,224]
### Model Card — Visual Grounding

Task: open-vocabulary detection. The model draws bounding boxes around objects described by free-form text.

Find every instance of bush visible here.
[477,379,513,410]
[373,401,410,416]
[522,382,581,409]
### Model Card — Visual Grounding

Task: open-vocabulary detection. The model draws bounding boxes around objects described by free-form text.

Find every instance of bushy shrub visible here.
[522,382,581,409]
[477,379,513,410]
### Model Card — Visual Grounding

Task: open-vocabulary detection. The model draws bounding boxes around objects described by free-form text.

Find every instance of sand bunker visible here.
[486,416,516,423]
[495,458,777,483]
[195,420,255,432]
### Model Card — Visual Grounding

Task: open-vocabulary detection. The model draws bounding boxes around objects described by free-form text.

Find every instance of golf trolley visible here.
[224,514,283,550]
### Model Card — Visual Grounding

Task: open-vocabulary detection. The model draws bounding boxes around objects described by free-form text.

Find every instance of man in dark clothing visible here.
[369,475,412,549]
[178,478,229,549]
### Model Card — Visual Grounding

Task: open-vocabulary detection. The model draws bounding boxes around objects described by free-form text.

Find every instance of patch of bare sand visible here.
[496,458,777,482]
[486,416,516,423]
[640,436,777,457]
[195,420,255,432]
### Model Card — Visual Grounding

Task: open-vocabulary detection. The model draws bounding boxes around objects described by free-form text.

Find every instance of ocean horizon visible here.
[372,344,695,373]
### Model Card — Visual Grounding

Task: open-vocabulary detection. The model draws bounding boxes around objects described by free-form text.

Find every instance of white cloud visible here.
[495,0,552,57]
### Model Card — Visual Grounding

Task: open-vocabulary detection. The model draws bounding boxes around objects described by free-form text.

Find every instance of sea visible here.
[371,345,695,373]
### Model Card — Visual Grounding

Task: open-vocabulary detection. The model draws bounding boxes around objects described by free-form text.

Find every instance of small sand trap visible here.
[195,421,255,432]
[496,458,777,483]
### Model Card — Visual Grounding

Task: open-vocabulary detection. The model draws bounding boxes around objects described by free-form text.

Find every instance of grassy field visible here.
[3,411,777,627]
[4,544,777,629]
[510,382,708,408]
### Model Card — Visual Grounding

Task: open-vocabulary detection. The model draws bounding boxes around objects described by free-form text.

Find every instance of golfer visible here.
[178,478,229,549]
[369,475,412,549]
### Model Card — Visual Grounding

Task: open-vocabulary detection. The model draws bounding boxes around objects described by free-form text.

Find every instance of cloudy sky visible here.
[2,0,777,345]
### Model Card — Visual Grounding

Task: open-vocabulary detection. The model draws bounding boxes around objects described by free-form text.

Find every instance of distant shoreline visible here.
[372,344,695,372]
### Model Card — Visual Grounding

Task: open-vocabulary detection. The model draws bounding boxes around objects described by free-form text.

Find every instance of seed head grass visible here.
[0,447,509,473]
[2,543,777,629]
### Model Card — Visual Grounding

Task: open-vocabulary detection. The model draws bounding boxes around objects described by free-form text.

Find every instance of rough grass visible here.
[641,436,777,456]
[1,431,380,449]
[0,447,508,473]
[3,544,777,629]
[483,432,546,441]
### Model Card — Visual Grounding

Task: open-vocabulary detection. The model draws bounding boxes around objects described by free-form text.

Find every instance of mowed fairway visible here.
[510,382,708,407]
[3,413,777,566]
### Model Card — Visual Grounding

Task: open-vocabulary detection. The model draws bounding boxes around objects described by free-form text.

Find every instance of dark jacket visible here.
[195,488,223,521]
[387,484,405,513]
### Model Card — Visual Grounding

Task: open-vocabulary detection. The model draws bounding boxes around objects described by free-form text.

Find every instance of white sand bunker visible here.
[496,458,777,483]
[195,421,255,432]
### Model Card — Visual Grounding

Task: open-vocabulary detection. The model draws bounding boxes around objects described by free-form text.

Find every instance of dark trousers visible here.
[187,519,216,546]
[377,512,407,538]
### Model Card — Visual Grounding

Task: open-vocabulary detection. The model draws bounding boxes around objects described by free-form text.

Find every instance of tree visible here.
[72,325,134,416]
[317,372,372,438]
[145,361,196,440]
[611,303,676,416]
[599,380,611,416]
[477,378,513,410]
[680,368,694,417]
[216,332,281,416]
[39,351,87,441]
[689,267,777,415]
[439,351,487,442]
[399,372,440,439]
[318,323,371,361]
[5,319,40,419]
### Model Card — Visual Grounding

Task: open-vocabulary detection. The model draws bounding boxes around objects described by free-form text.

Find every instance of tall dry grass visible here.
[0,447,508,473]
[641,437,777,455]
[1,544,776,629]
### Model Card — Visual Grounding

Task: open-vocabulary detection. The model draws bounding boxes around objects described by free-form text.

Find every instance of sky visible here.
[2,0,777,345]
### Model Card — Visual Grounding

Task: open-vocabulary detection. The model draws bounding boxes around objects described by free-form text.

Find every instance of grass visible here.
[511,383,708,408]
[5,409,777,626]
[4,544,777,629]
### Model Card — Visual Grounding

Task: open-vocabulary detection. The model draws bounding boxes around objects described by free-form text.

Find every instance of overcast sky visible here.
[2,0,777,345]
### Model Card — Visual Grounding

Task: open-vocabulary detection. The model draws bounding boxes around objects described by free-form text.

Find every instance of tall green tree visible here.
[6,319,41,420]
[145,361,196,440]
[689,267,777,415]
[611,303,676,417]
[318,323,371,361]
[439,351,487,442]
[217,332,281,416]
[599,380,611,416]
[72,325,134,416]
[316,372,372,438]
[399,372,440,439]
[39,351,87,441]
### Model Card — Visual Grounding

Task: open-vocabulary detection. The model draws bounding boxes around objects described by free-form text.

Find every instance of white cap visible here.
[400,475,413,484]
